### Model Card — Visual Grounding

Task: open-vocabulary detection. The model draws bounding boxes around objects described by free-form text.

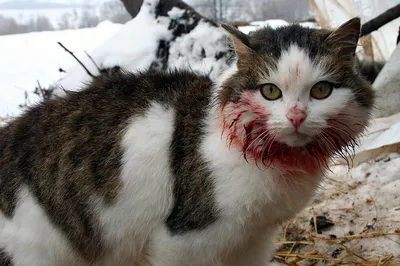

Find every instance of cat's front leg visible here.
[220,229,276,266]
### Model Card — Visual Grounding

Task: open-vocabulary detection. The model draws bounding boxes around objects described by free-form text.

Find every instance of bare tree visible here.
[0,15,19,35]
[191,0,236,21]
[34,15,54,32]
[58,13,73,30]
[0,14,53,35]
[244,0,310,22]
[79,8,101,28]
[191,0,310,23]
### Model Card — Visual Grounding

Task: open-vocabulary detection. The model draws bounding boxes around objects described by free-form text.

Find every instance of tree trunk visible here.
[120,0,144,18]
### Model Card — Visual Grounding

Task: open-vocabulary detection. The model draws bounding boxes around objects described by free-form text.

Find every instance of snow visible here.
[251,19,289,28]
[54,0,173,94]
[0,20,122,117]
[168,20,229,81]
[239,19,289,34]
[167,7,185,20]
[239,19,319,34]
[54,0,230,95]
[273,153,400,264]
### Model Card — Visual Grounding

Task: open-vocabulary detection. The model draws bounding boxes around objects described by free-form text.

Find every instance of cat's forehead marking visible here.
[266,44,327,93]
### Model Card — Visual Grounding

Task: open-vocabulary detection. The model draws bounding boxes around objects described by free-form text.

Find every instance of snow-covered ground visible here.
[273,153,400,265]
[0,20,122,117]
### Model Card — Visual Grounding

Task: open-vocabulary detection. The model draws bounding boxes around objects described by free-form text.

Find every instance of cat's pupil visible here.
[269,87,273,93]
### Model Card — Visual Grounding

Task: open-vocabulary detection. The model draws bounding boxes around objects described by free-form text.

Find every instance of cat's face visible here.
[218,18,374,172]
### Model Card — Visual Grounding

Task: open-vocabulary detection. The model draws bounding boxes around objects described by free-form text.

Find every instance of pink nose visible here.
[286,108,307,129]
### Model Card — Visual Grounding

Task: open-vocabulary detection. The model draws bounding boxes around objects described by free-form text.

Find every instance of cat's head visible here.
[217,18,374,173]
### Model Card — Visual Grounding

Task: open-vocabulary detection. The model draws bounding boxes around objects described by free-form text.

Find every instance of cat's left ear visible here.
[221,24,255,68]
[326,17,361,56]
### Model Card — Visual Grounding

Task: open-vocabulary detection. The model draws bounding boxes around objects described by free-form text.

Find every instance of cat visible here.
[0,17,374,266]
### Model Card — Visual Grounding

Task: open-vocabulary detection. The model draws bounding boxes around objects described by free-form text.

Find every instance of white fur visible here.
[0,187,85,266]
[98,102,175,265]
[135,107,321,266]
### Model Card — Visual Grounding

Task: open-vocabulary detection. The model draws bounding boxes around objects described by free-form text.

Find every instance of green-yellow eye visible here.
[260,83,282,101]
[310,81,333,99]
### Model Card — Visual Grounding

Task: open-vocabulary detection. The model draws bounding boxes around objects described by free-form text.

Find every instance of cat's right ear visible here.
[221,24,255,68]
[325,17,361,57]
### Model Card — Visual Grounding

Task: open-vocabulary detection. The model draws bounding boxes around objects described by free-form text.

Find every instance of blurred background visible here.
[0,0,309,34]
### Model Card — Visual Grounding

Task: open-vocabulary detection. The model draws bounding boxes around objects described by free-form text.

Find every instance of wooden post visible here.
[120,0,144,18]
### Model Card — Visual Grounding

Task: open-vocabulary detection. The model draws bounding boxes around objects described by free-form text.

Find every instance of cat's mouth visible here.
[278,132,312,147]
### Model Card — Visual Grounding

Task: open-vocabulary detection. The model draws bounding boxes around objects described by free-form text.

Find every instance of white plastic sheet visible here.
[310,0,400,61]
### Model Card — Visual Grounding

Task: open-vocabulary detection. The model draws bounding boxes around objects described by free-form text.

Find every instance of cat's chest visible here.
[215,163,315,224]
[201,131,320,227]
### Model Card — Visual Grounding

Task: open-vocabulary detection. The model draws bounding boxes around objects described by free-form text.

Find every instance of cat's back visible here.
[0,69,213,265]
[0,68,213,166]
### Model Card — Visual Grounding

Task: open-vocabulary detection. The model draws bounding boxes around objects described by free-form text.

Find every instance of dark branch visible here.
[360,3,400,37]
[35,80,51,101]
[57,42,95,78]
[84,51,101,73]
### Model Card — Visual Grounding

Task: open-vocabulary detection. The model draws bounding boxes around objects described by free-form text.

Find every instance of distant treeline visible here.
[0,1,131,36]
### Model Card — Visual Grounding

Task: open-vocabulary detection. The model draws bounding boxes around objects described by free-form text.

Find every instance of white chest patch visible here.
[97,102,175,265]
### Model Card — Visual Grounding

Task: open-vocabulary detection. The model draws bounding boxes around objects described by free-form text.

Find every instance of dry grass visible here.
[272,190,400,265]
[273,227,400,265]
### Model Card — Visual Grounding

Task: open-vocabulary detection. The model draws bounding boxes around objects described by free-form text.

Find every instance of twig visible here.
[276,241,314,245]
[341,243,369,262]
[360,3,400,37]
[311,231,400,240]
[34,80,52,101]
[84,51,101,73]
[57,42,94,78]
[312,207,318,233]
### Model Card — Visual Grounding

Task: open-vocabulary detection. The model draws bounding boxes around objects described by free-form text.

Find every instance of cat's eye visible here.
[260,83,282,101]
[310,81,333,100]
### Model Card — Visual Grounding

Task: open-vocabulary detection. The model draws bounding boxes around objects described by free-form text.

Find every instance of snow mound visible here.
[168,21,228,81]
[53,0,230,96]
[55,0,173,93]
